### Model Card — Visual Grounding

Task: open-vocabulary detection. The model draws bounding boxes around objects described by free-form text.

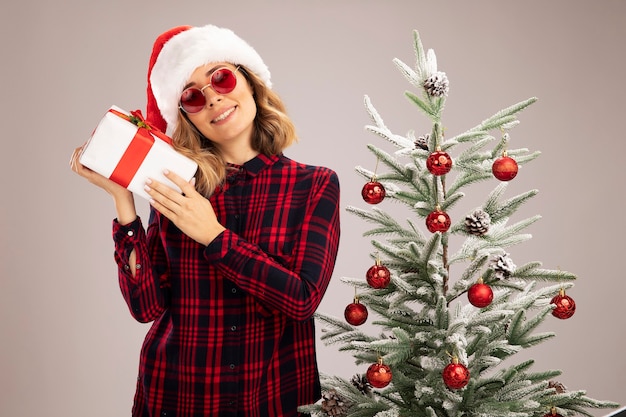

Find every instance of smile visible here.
[212,107,236,123]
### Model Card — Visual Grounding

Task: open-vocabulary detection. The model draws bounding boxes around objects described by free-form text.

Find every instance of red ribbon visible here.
[107,109,172,188]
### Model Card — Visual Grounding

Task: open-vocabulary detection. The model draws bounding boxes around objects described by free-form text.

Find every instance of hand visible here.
[69,145,136,224]
[145,170,226,246]
[69,145,132,199]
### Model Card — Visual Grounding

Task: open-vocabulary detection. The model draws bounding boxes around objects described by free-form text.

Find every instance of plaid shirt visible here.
[112,153,340,417]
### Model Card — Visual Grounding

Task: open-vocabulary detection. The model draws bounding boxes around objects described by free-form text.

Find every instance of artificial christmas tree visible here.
[301,30,618,417]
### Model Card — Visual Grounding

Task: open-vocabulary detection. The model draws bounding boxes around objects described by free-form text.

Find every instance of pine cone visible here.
[350,374,372,396]
[464,209,491,236]
[423,72,449,97]
[415,134,429,151]
[548,380,568,393]
[321,389,350,417]
[490,253,516,280]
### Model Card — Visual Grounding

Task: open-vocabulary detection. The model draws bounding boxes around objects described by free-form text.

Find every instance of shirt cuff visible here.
[112,217,142,240]
[112,217,144,271]
[203,229,233,263]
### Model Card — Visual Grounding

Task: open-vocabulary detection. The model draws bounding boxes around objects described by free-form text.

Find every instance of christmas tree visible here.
[300,31,619,417]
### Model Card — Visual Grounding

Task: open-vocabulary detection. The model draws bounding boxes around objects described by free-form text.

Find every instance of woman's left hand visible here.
[145,170,226,246]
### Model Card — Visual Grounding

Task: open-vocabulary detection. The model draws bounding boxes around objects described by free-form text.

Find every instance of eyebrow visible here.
[182,65,227,90]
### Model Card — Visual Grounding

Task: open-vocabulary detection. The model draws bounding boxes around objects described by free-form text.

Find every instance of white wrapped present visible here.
[79,105,198,200]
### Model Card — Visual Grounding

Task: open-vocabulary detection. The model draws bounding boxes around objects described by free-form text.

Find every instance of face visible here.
[182,62,257,151]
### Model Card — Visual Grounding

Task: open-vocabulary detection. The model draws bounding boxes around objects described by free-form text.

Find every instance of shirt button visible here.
[135,264,142,270]
[124,265,130,270]
[231,288,237,294]
[127,230,134,237]
[229,364,236,370]
[230,326,237,331]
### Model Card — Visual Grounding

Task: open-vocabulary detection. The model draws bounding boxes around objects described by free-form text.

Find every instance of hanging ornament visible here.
[344,294,368,326]
[542,407,563,417]
[366,357,393,388]
[442,356,470,389]
[361,178,386,204]
[426,206,451,233]
[426,149,453,176]
[362,158,386,204]
[551,288,576,319]
[492,150,519,181]
[468,278,493,308]
[366,256,391,289]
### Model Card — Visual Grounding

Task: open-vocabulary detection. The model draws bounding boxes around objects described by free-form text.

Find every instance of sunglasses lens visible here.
[180,88,206,113]
[211,68,237,94]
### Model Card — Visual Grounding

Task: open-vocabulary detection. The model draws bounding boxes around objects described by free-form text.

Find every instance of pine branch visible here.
[467,97,538,133]
[484,188,539,224]
[405,91,438,118]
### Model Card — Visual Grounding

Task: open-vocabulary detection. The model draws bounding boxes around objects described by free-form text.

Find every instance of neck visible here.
[218,143,259,165]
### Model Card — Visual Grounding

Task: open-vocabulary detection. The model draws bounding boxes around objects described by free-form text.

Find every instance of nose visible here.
[207,95,222,107]
[201,86,223,108]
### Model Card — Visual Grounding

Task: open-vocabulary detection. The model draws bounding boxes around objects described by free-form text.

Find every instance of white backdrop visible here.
[1,1,625,416]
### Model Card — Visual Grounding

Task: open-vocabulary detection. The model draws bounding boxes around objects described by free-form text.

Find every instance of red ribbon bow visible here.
[108,108,173,188]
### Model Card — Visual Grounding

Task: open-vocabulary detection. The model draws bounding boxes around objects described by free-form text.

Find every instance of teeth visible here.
[213,107,235,122]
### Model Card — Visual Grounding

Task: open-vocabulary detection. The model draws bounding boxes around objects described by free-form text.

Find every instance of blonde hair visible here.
[171,66,297,197]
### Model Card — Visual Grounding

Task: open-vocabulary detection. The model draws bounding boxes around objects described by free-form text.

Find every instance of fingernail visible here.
[190,177,196,186]
[145,178,152,185]
[144,185,151,192]
[163,169,170,175]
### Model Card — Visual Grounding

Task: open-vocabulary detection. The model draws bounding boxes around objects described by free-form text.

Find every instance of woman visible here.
[70,24,340,417]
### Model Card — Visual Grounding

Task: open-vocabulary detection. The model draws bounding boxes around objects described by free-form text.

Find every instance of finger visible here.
[148,194,176,220]
[69,147,81,169]
[69,143,88,167]
[163,169,198,197]
[144,178,185,211]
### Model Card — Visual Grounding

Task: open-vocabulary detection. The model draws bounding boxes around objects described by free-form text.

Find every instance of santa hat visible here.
[146,24,272,135]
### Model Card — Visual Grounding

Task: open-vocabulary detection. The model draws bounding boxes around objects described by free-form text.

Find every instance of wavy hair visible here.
[170,65,298,197]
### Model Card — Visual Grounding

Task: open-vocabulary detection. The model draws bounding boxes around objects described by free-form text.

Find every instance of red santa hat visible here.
[146,24,272,135]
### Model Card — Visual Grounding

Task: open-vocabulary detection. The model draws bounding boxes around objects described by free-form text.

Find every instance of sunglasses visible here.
[179,66,240,114]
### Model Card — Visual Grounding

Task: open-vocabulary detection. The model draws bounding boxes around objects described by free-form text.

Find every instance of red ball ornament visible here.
[492,153,518,181]
[426,208,451,233]
[442,358,470,389]
[344,297,368,326]
[551,289,576,319]
[543,407,563,417]
[468,279,493,308]
[366,261,391,289]
[366,359,392,388]
[427,150,453,176]
[362,180,386,204]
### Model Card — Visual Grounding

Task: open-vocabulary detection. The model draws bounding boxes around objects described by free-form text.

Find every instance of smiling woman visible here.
[69,24,340,417]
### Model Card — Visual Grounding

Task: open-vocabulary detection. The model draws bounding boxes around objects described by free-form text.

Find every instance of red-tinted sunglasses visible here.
[179,66,240,114]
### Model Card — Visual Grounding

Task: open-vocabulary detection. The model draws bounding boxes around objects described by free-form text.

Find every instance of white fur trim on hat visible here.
[150,24,271,135]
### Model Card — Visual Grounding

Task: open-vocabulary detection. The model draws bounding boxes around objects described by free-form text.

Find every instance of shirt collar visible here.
[226,153,281,179]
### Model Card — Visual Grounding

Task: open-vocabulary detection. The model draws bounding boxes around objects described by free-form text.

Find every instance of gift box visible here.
[79,105,198,200]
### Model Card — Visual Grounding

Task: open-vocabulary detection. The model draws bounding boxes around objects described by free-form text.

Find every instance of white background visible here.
[1,1,624,416]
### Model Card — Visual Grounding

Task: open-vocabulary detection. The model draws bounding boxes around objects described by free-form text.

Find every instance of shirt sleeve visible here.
[112,209,169,323]
[203,169,341,322]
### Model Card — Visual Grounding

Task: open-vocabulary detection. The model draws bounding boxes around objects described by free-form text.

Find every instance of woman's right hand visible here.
[69,145,137,225]
[69,145,131,198]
